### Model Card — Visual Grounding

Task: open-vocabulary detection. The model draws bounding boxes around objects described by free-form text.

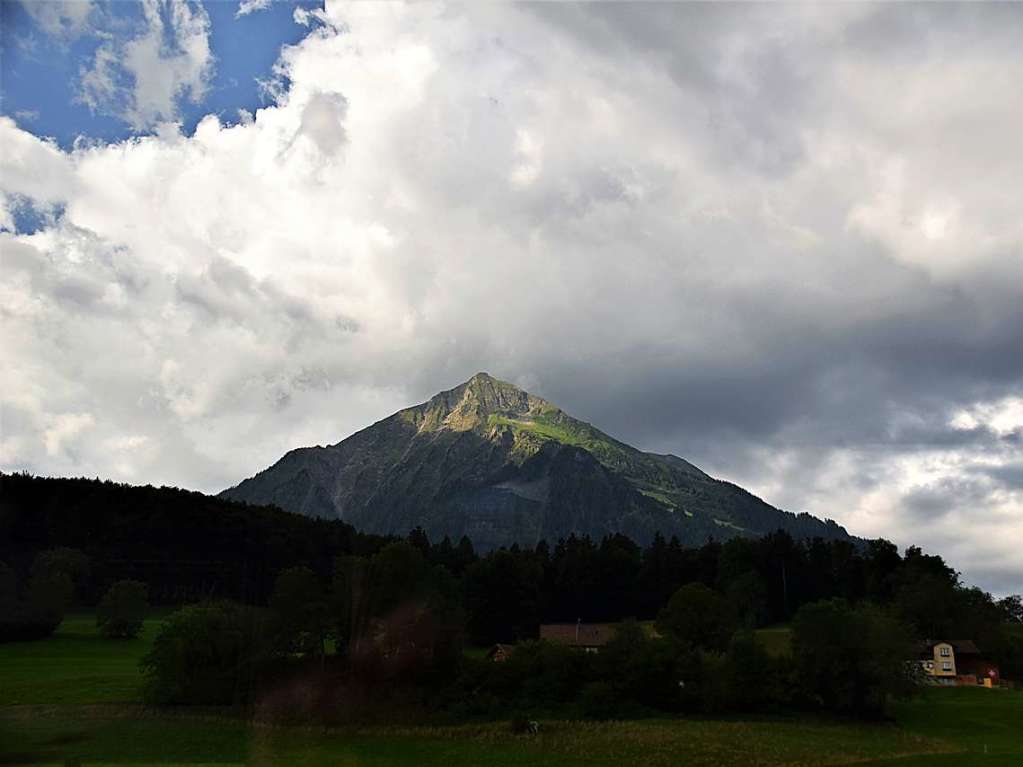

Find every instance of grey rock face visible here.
[220,373,853,548]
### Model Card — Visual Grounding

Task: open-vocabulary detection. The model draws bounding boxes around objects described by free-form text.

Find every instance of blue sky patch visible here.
[1,0,322,148]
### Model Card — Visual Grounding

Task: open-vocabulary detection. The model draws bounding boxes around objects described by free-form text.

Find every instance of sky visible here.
[1,2,1021,596]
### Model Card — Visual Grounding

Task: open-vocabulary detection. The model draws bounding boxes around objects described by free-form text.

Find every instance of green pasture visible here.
[1,614,1019,766]
[0,614,157,705]
[753,625,793,658]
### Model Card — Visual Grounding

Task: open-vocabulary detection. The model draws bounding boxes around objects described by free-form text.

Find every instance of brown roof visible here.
[540,623,618,647]
[918,639,982,656]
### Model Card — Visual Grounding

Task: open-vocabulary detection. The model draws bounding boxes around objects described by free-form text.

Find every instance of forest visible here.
[2,471,1021,720]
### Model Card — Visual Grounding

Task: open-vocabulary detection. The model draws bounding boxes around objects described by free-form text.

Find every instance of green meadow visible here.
[1,614,1020,766]
[0,614,156,706]
[753,625,794,658]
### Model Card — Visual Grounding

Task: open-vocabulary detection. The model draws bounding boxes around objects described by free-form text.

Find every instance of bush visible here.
[579,680,617,720]
[30,548,90,597]
[0,562,16,609]
[141,602,274,705]
[0,563,52,642]
[595,619,664,712]
[611,631,702,713]
[0,564,70,642]
[97,580,149,639]
[509,715,540,734]
[720,631,782,711]
[269,566,328,656]
[506,640,592,705]
[656,583,737,650]
[0,602,63,642]
[0,548,93,642]
[792,599,916,716]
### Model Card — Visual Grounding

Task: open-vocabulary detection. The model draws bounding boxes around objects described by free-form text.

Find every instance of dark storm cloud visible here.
[902,477,995,522]
[841,2,1023,58]
[539,263,1023,462]
[971,464,1023,492]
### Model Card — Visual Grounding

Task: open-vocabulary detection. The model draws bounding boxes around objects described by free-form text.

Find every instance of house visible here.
[486,643,513,662]
[539,622,618,652]
[916,639,1000,687]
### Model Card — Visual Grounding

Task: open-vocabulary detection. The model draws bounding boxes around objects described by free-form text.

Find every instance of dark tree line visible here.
[4,472,1021,690]
[449,531,1015,650]
[134,541,922,719]
[0,472,389,605]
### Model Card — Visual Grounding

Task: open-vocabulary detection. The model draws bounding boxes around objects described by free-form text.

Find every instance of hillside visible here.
[221,373,851,549]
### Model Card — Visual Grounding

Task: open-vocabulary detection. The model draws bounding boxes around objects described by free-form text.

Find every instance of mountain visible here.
[220,373,852,549]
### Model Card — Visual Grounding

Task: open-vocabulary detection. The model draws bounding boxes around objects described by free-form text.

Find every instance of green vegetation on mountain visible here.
[221,373,851,549]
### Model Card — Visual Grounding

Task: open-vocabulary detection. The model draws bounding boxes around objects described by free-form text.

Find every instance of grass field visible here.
[753,625,793,658]
[1,614,1020,766]
[888,688,1023,767]
[0,614,156,705]
[0,706,962,767]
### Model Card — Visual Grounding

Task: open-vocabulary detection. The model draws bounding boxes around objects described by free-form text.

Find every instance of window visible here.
[939,646,951,657]
[942,661,952,671]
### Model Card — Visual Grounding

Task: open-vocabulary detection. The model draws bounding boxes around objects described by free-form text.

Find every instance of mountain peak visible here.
[438,372,549,429]
[462,371,526,397]
[402,372,536,433]
[222,373,855,551]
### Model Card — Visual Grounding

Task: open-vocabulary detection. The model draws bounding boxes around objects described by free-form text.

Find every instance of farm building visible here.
[486,643,513,662]
[916,639,1000,687]
[539,622,618,652]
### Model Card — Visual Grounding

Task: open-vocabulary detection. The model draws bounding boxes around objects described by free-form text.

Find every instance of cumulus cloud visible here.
[19,0,96,40]
[78,0,214,130]
[0,116,75,232]
[1,3,1021,593]
[236,0,272,19]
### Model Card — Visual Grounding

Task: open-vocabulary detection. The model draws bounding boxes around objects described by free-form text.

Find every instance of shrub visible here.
[141,602,274,705]
[97,580,149,639]
[0,562,16,609]
[599,624,702,713]
[0,560,67,642]
[656,583,737,651]
[506,640,592,705]
[792,599,916,716]
[509,715,539,734]
[30,548,90,593]
[579,680,617,720]
[0,549,92,642]
[2,573,71,642]
[632,637,703,712]
[269,566,328,656]
[720,631,781,711]
[0,603,64,642]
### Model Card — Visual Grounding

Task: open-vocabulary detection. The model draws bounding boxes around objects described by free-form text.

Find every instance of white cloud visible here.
[2,3,1022,592]
[20,0,95,40]
[78,0,214,130]
[510,129,543,187]
[0,116,75,233]
[236,0,272,19]
[951,397,1023,438]
[0,117,75,204]
[43,413,95,457]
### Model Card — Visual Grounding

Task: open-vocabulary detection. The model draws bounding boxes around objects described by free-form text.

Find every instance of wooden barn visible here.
[539,622,618,652]
[916,639,1000,687]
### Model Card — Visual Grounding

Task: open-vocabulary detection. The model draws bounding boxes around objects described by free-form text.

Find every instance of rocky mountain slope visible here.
[220,373,852,549]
